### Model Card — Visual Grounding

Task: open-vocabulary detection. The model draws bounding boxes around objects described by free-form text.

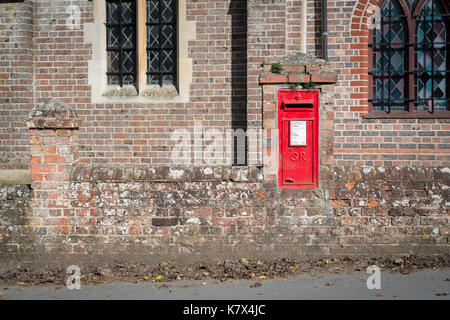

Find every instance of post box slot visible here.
[285,104,313,109]
[282,99,314,111]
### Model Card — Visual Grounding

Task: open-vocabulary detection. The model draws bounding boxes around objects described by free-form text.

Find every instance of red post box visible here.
[278,90,319,189]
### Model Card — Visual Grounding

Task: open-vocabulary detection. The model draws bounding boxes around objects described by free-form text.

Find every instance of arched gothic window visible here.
[368,0,449,118]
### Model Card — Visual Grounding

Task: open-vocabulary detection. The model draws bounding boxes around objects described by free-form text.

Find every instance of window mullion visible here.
[118,0,123,87]
[137,0,147,92]
[158,0,163,87]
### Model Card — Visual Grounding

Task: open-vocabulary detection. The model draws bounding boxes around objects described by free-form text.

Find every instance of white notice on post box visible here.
[290,121,307,145]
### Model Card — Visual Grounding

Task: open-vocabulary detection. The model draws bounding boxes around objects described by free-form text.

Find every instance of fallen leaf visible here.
[143,276,149,281]
[250,282,262,288]
[201,282,207,285]
[176,275,182,280]
[16,282,25,286]
[436,293,448,297]
[257,260,263,265]
[376,293,384,297]
[155,275,162,280]
[258,275,266,279]
[394,258,403,264]
[334,267,341,270]
[157,284,171,290]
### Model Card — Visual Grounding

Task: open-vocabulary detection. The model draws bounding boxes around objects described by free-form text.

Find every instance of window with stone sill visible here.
[367,0,450,118]
[105,0,178,98]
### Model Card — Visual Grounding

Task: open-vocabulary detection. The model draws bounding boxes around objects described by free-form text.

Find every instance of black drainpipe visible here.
[322,0,328,61]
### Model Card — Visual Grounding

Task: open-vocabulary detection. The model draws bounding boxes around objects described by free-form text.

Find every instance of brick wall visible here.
[0,0,33,169]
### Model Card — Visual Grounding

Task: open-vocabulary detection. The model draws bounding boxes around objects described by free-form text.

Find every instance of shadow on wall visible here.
[228,0,247,165]
[309,0,323,58]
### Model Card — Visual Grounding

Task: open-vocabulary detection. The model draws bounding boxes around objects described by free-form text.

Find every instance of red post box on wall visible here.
[278,90,319,189]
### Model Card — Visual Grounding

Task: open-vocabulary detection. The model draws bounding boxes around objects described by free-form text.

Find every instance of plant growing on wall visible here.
[303,82,317,89]
[270,63,283,74]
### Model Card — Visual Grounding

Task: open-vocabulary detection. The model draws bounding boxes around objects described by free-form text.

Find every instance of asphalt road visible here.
[1,270,449,300]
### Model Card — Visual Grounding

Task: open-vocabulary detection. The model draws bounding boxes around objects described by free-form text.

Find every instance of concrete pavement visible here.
[1,270,449,300]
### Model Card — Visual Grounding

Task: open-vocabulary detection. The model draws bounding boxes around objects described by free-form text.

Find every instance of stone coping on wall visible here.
[259,53,337,86]
[71,165,264,183]
[69,165,450,183]
[259,64,337,85]
[25,99,80,129]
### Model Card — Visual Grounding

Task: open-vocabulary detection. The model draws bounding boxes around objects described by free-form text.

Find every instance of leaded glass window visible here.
[372,0,407,111]
[146,0,177,87]
[369,0,449,117]
[106,0,137,87]
[416,0,447,111]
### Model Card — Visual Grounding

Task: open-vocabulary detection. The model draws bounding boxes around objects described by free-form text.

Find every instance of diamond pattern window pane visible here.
[123,75,135,86]
[106,0,137,87]
[162,74,174,86]
[109,75,120,86]
[147,0,160,23]
[107,2,119,24]
[107,27,120,48]
[122,50,135,73]
[162,50,175,73]
[122,26,135,49]
[146,0,177,87]
[107,51,120,73]
[147,26,160,48]
[121,1,135,23]
[405,0,418,13]
[161,25,174,48]
[148,74,160,85]
[148,51,160,73]
[162,0,175,23]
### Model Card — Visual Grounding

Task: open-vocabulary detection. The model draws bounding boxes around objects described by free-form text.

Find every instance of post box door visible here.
[281,119,315,185]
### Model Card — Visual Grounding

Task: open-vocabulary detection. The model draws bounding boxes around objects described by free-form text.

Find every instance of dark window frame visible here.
[366,0,450,119]
[146,0,178,88]
[105,0,138,87]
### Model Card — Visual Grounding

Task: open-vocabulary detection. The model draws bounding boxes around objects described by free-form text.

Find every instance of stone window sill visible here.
[97,84,183,104]
[102,85,179,98]
[363,111,450,119]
